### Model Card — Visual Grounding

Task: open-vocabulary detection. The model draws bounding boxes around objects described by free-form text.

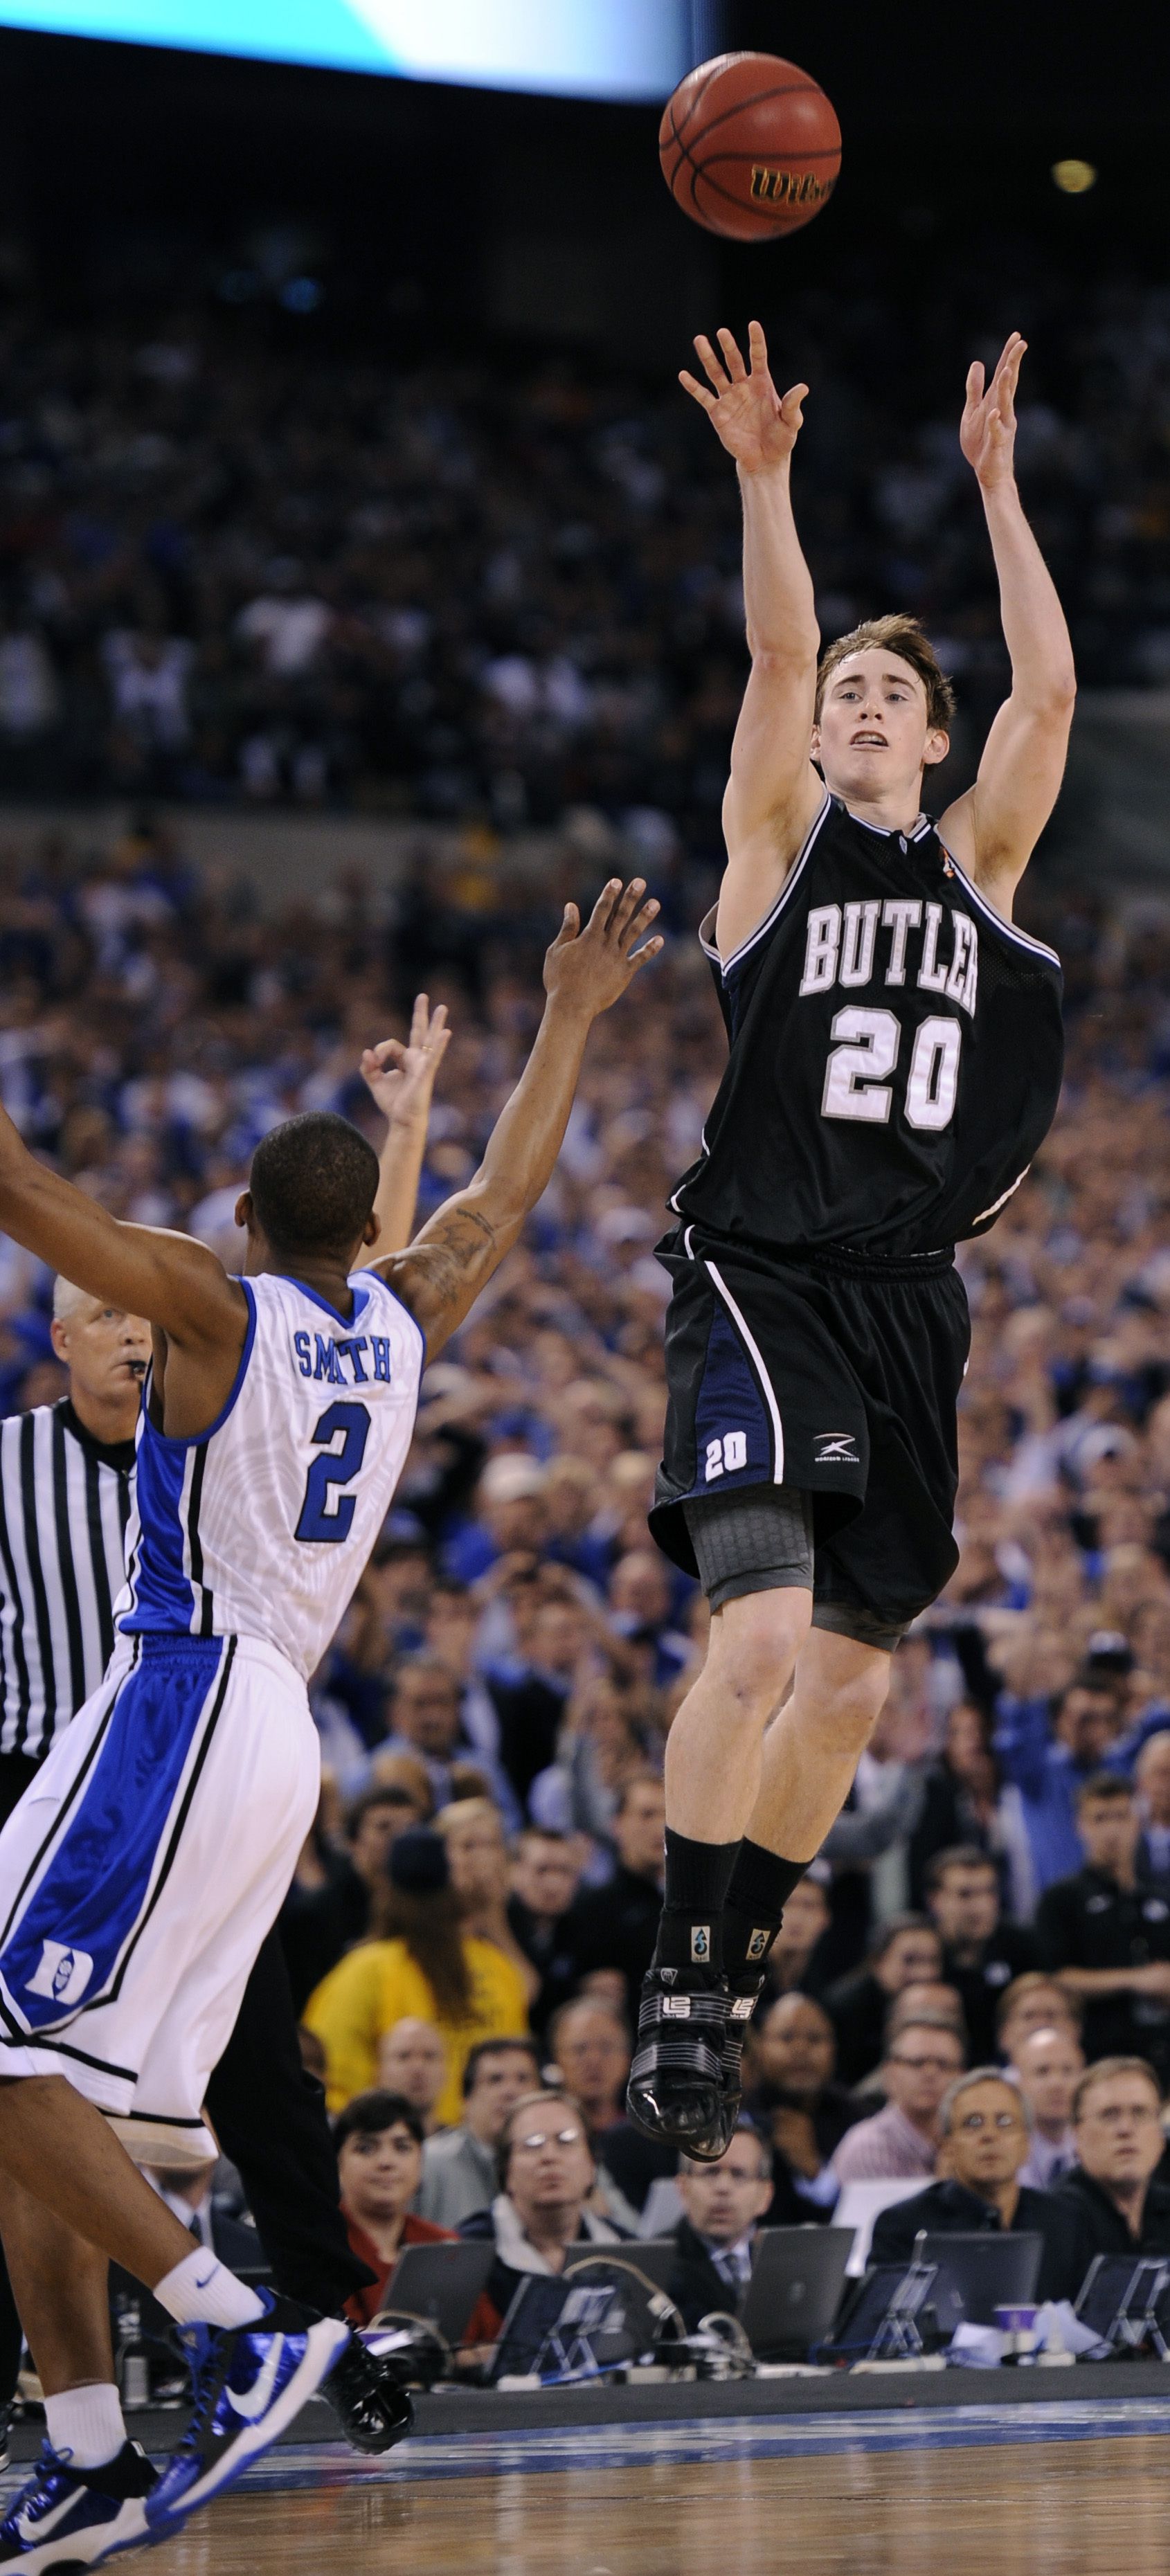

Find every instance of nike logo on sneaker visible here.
[224,2336,285,2422]
[15,2493,80,2544]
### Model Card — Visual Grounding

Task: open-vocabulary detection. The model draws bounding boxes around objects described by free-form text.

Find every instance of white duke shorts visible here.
[0,1630,318,2165]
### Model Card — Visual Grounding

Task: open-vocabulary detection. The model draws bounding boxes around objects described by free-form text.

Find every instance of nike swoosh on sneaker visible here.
[15,2491,81,2543]
[224,2336,285,2423]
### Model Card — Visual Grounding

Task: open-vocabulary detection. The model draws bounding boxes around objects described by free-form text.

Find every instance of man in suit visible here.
[871,2067,1092,2303]
[141,2162,264,2273]
[665,2121,775,2332]
[1056,2055,1170,2261]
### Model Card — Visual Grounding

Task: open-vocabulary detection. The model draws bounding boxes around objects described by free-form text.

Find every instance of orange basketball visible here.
[659,51,841,242]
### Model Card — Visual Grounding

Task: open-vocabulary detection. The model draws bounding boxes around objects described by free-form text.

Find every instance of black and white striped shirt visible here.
[0,1399,136,1758]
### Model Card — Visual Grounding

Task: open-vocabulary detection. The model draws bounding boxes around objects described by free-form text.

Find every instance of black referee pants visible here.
[0,1751,370,2403]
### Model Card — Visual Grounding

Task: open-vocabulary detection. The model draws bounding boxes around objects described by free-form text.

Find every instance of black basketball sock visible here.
[652,1827,739,1975]
[721,1839,811,1988]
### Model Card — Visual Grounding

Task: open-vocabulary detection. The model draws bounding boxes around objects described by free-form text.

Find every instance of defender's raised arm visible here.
[381,879,661,1357]
[0,1113,245,1353]
[939,334,1077,915]
[357,991,451,1263]
[681,320,825,959]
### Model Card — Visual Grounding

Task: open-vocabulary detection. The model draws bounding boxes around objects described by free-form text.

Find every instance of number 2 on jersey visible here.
[822,1007,962,1133]
[295,1400,371,1543]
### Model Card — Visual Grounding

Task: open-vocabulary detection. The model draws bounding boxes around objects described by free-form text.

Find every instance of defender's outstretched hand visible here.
[961,332,1026,490]
[360,996,451,1129]
[680,320,808,476]
[543,879,663,1017]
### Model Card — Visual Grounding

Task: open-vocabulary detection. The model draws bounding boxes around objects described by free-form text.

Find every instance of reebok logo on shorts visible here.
[813,1432,860,1465]
[26,1938,93,2006]
[746,1928,769,1961]
[690,1925,711,1964]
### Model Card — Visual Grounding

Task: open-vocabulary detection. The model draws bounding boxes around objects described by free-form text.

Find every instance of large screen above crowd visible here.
[0,0,694,91]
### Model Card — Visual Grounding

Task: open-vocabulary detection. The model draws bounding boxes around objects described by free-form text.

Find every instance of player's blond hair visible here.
[816,613,956,731]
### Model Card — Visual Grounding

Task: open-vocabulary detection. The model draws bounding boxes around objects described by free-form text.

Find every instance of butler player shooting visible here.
[627,323,1074,2160]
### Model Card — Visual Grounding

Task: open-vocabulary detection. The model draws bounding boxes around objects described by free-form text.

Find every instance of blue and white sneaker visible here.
[0,2440,156,2571]
[145,2290,349,2537]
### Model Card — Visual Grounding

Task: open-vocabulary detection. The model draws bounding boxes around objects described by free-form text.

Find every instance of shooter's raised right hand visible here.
[679,320,808,475]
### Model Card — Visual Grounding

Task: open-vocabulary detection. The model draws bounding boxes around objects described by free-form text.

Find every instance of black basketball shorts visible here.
[649,1225,971,1641]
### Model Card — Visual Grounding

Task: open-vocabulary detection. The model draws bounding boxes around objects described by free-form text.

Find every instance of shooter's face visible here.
[811,649,948,806]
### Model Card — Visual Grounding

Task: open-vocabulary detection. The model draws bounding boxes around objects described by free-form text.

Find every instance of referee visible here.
[0,1277,404,2453]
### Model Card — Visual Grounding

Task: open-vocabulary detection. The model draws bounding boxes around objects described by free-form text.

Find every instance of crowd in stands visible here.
[0,249,1169,823]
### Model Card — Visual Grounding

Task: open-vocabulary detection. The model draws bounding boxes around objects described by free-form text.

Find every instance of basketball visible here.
[659,51,841,242]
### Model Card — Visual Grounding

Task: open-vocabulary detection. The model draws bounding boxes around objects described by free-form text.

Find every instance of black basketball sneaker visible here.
[323,2329,415,2452]
[719,1979,764,2127]
[626,1965,736,2161]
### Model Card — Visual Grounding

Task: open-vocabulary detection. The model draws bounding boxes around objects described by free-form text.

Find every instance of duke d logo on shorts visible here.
[26,1938,93,2006]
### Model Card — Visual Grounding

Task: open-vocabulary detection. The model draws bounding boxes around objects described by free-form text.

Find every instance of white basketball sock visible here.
[153,2246,264,2330]
[44,2381,126,2470]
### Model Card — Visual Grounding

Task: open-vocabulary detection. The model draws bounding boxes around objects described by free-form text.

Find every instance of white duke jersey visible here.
[116,1268,424,1680]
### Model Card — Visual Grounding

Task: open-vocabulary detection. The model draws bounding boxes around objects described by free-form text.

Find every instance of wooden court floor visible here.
[155,2434,1169,2576]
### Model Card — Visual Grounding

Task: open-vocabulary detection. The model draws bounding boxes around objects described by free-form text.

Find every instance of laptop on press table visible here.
[739,2227,854,2358]
[916,2233,1043,2327]
[381,2240,495,2346]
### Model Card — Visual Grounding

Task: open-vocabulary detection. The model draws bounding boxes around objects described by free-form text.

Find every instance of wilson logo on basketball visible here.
[750,167,835,208]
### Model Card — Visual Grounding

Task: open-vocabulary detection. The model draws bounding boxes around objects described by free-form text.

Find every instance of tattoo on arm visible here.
[384,1203,503,1338]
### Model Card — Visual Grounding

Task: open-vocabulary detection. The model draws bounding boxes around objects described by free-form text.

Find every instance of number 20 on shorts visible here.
[705,1430,748,1481]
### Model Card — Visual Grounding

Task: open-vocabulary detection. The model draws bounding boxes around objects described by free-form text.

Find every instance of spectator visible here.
[417,2037,542,2230]
[1135,1731,1170,1882]
[530,1675,656,1848]
[606,1549,692,1690]
[994,1673,1129,1904]
[379,1659,470,1806]
[744,1993,860,2224]
[334,2091,455,2327]
[507,1827,584,2037]
[908,1702,1004,1907]
[435,1798,536,2001]
[142,2159,263,2272]
[884,1984,969,2055]
[375,2017,450,2134]
[1035,1774,1170,2078]
[280,1775,431,2011]
[759,1870,834,2002]
[1014,2024,1085,2190]
[547,1999,630,2141]
[997,1973,1084,2068]
[825,1916,945,2089]
[665,2123,775,2332]
[304,1827,529,2120]
[1057,2057,1170,2259]
[830,2019,964,2186]
[870,2070,1092,2303]
[447,1454,548,1585]
[924,1846,1037,2062]
[484,1589,595,1812]
[460,2089,624,2339]
[561,1771,666,2028]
